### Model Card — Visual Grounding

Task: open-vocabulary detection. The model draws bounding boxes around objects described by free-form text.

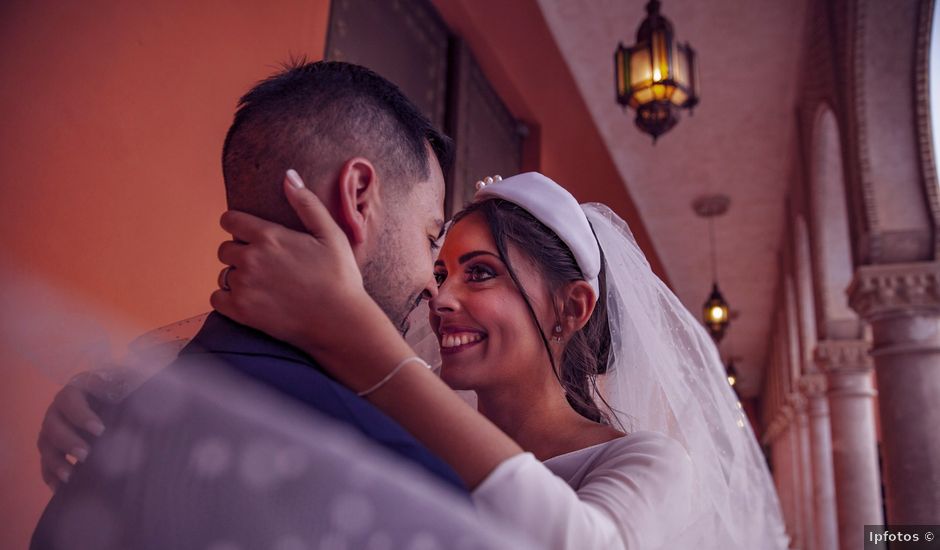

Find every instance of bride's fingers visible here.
[283,169,344,242]
[54,386,105,438]
[217,240,247,266]
[219,210,279,244]
[38,438,73,489]
[40,408,89,462]
[210,285,254,326]
[210,288,235,319]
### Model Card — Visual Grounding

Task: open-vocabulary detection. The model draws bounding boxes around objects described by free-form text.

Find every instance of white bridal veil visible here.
[584,203,788,548]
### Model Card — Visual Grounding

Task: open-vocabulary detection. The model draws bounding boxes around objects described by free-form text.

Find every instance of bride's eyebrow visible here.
[434,250,501,269]
[457,250,500,264]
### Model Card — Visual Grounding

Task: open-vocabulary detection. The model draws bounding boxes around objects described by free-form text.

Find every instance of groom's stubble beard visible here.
[360,223,422,337]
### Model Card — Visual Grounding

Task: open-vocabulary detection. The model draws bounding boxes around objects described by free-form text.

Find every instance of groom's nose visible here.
[419,274,438,301]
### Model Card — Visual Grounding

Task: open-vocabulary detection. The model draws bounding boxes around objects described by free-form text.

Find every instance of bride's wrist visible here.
[299,291,414,387]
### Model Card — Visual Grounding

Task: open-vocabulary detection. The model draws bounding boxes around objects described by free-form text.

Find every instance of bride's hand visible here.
[211,170,369,350]
[215,171,522,489]
[37,369,127,490]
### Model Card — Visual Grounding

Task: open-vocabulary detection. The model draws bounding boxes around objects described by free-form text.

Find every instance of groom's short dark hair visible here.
[222,60,452,230]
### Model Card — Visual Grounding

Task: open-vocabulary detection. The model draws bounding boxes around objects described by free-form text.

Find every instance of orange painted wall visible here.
[0,1,330,547]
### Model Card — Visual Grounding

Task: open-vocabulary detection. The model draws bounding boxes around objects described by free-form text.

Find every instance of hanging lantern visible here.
[614,0,699,141]
[725,358,739,387]
[693,194,731,343]
[703,282,730,342]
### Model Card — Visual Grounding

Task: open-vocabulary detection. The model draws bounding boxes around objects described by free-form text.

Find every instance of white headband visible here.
[473,172,601,297]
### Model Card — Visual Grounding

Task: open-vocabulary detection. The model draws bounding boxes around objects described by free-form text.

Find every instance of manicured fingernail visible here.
[86,420,105,437]
[56,467,71,484]
[286,169,305,189]
[71,447,89,463]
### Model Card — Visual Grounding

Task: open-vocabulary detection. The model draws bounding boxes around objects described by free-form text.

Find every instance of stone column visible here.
[799,374,839,550]
[765,407,801,549]
[848,263,940,524]
[790,392,816,550]
[782,425,801,550]
[816,339,883,550]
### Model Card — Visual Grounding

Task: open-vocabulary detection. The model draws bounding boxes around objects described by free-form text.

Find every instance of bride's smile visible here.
[429,210,554,391]
[438,326,487,354]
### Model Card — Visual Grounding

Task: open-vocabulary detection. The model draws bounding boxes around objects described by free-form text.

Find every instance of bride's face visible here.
[429,212,555,391]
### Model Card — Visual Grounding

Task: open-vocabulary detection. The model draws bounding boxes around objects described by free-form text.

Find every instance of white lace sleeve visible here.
[471,432,693,550]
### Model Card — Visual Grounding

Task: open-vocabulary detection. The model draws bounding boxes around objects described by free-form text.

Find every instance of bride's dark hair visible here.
[451,199,613,425]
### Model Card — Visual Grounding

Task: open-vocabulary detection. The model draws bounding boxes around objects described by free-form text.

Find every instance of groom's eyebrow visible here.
[434,218,445,240]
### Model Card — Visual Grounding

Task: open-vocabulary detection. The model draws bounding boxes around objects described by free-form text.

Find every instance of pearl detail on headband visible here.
[474,175,502,191]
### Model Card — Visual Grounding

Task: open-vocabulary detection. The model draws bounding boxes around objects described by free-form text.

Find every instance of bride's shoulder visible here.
[575,431,694,534]
[590,431,692,480]
[604,430,687,454]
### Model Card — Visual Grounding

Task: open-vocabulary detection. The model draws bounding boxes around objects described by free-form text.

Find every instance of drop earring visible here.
[551,324,563,343]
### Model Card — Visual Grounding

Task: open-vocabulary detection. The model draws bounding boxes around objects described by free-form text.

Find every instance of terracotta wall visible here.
[0,1,330,546]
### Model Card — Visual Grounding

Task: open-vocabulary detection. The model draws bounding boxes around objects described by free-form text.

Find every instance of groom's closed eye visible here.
[427,219,445,253]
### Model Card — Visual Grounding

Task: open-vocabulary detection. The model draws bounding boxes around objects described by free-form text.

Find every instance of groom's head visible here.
[221,61,451,330]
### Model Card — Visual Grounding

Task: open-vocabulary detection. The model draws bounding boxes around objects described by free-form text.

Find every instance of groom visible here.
[31,61,477,549]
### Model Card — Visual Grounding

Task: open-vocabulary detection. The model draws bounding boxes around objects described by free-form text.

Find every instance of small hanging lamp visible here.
[693,194,731,342]
[614,0,700,141]
[704,283,730,342]
[725,357,739,388]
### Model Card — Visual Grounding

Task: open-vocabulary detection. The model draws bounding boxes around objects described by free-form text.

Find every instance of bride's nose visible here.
[429,280,459,315]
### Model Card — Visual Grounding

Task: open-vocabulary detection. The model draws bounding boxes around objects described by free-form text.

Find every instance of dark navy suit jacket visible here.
[179,312,464,490]
[31,312,465,550]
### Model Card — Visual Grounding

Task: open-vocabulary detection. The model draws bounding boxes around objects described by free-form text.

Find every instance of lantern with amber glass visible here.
[703,283,730,342]
[614,0,699,141]
[725,358,739,388]
[693,194,731,343]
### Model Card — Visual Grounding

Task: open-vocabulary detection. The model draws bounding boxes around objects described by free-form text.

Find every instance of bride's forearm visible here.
[300,296,522,489]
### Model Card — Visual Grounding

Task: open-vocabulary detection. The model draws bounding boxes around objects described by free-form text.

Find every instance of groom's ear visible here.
[335,157,382,247]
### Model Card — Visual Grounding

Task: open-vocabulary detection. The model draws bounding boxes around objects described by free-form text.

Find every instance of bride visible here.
[40,171,787,548]
[212,169,787,549]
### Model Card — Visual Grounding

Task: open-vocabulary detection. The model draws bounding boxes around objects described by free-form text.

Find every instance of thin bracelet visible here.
[357,356,429,397]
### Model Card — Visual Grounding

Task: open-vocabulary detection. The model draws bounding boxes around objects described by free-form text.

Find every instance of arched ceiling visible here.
[534,0,810,397]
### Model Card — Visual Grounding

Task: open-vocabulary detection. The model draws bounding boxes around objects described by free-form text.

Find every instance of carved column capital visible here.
[848,262,940,320]
[798,373,828,398]
[799,374,829,417]
[763,404,795,444]
[787,392,809,424]
[815,339,873,374]
[815,339,877,398]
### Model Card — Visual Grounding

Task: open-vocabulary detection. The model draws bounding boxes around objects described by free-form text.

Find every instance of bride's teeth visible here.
[442,332,485,348]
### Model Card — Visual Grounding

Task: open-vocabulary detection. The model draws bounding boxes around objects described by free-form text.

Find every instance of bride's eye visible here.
[433,271,447,286]
[465,264,496,283]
